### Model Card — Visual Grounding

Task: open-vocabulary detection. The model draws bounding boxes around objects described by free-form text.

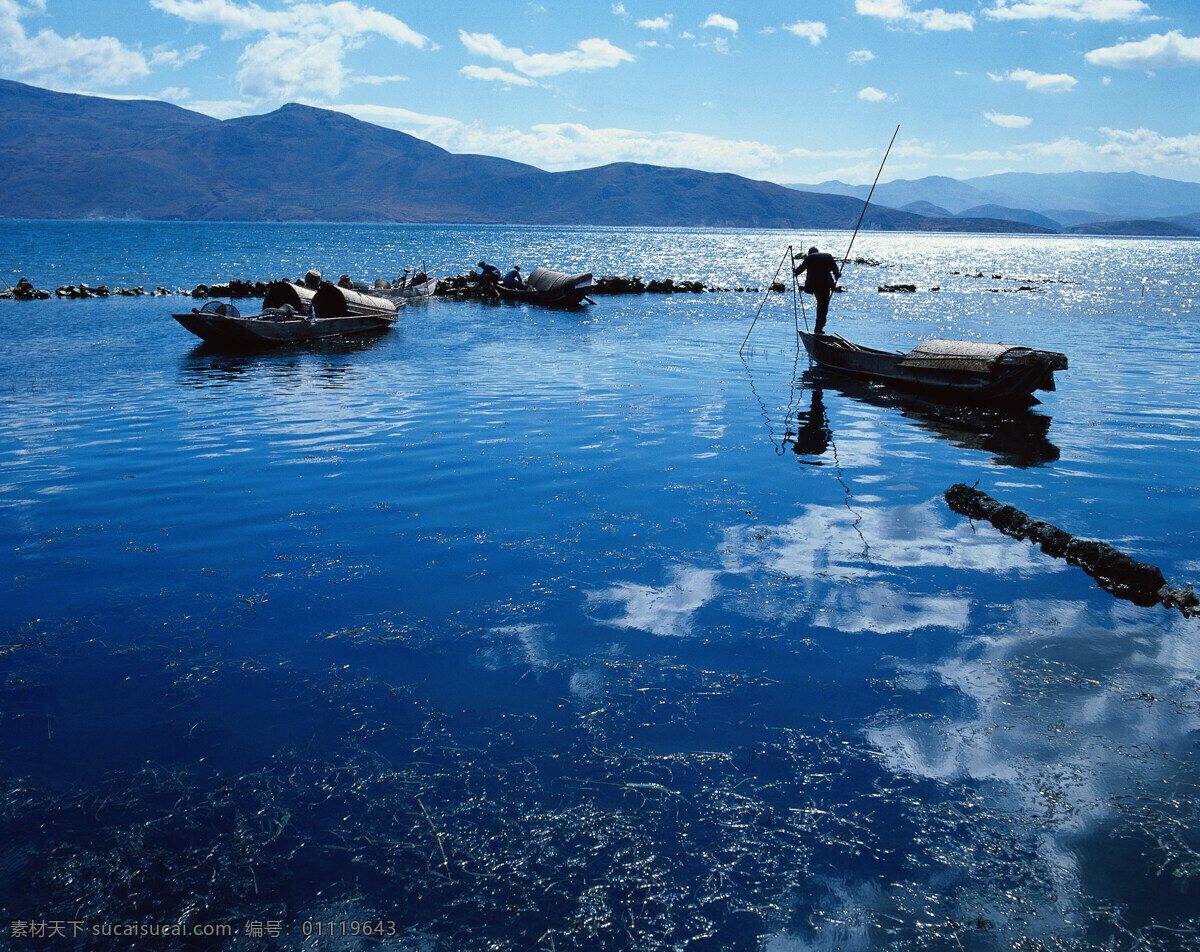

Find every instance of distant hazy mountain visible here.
[1166,211,1200,230]
[900,201,953,217]
[1062,219,1200,237]
[794,170,1200,235]
[965,171,1200,219]
[797,176,1014,215]
[0,80,1052,233]
[1041,209,1111,227]
[955,204,1063,231]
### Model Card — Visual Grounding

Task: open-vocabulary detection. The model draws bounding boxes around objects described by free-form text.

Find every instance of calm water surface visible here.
[1,223,1199,950]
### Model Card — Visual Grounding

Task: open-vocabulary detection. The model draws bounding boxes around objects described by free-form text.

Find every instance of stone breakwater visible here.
[1,277,174,300]
[437,273,768,298]
[0,258,890,302]
[1,277,270,301]
[2,259,1049,302]
[2,274,766,301]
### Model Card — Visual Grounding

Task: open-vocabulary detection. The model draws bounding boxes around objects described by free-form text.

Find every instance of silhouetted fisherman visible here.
[477,261,501,294]
[794,246,841,334]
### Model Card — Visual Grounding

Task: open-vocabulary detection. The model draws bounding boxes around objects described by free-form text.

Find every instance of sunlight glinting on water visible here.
[1,223,1198,950]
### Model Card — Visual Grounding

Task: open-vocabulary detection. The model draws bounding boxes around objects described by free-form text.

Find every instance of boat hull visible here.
[799,331,1067,403]
[173,281,398,347]
[173,311,395,346]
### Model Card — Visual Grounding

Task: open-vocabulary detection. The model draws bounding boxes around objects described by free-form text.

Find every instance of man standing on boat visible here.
[794,246,841,335]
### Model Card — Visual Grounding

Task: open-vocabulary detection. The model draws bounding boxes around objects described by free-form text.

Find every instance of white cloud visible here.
[150,0,432,48]
[150,0,434,104]
[784,20,828,45]
[149,43,206,69]
[184,97,255,118]
[459,64,538,86]
[993,67,1078,92]
[986,110,1033,127]
[1096,126,1200,168]
[352,73,407,86]
[236,33,346,102]
[1085,31,1200,69]
[702,13,738,33]
[1011,135,1093,166]
[0,0,151,87]
[459,30,633,78]
[857,86,892,102]
[849,49,876,64]
[637,14,672,30]
[984,0,1153,21]
[855,0,974,31]
[801,125,1200,181]
[334,102,790,176]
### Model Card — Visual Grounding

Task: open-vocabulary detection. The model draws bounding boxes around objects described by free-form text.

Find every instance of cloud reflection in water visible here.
[589,498,1055,638]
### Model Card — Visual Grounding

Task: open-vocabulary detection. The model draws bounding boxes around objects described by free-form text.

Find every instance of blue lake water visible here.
[1,222,1199,950]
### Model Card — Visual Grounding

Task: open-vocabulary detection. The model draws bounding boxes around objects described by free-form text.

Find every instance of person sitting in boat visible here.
[793,246,841,335]
[502,265,526,290]
[477,261,502,292]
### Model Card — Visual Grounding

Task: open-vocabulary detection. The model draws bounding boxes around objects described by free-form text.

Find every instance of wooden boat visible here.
[799,331,1067,403]
[391,269,436,299]
[494,267,595,307]
[173,281,398,347]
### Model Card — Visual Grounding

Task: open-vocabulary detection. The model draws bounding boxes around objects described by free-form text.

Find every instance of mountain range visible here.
[2,79,1197,236]
[792,173,1200,236]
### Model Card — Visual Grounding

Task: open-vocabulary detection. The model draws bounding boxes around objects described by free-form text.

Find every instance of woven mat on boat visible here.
[527,268,592,295]
[899,338,1021,372]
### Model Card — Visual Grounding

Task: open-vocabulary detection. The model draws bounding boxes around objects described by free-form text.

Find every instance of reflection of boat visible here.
[172,281,398,347]
[799,331,1067,404]
[796,367,1060,467]
[495,268,596,307]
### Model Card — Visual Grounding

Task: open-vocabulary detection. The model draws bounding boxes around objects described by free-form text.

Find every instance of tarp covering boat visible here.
[525,268,593,297]
[899,339,1024,372]
[311,282,396,318]
[262,281,316,312]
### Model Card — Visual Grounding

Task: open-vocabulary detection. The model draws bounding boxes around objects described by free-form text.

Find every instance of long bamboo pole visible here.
[840,125,900,272]
[739,245,793,355]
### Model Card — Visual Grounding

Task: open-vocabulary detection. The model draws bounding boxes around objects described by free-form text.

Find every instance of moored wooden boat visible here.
[494,267,595,307]
[799,331,1067,403]
[391,269,436,299]
[173,281,398,347]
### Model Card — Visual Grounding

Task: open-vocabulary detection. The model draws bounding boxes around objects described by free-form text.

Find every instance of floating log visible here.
[944,483,1197,616]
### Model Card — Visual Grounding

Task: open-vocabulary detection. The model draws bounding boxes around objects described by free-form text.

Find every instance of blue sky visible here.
[3,0,1199,184]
